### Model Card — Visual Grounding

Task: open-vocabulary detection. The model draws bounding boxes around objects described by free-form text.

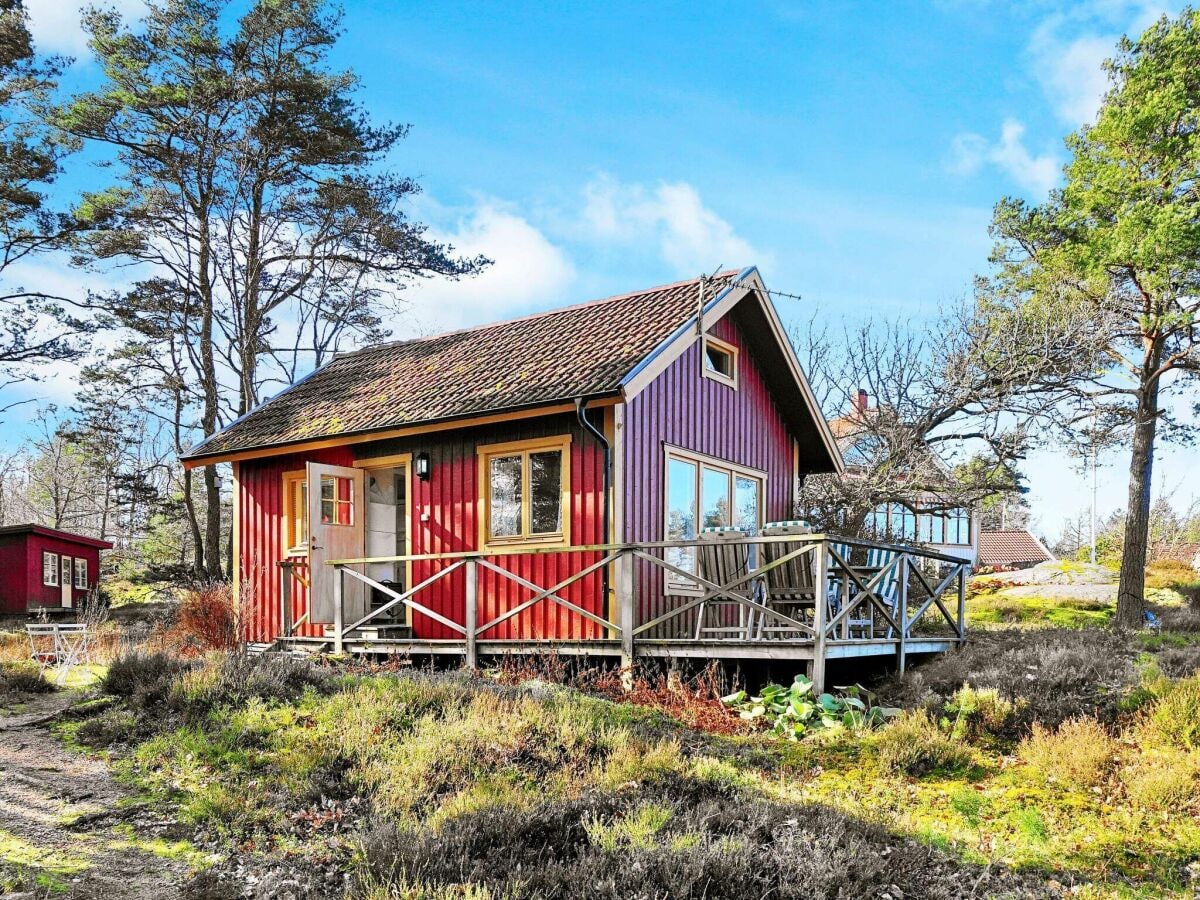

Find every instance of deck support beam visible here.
[617,549,635,687]
[811,542,828,693]
[897,555,908,677]
[332,567,344,655]
[464,558,478,669]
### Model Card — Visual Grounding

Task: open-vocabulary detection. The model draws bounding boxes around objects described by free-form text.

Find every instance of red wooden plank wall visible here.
[237,446,353,642]
[237,415,606,643]
[622,312,795,637]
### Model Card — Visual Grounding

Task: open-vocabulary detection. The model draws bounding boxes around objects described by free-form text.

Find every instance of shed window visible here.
[701,336,738,388]
[43,551,59,586]
[62,556,72,590]
[74,557,88,589]
[283,472,309,553]
[478,436,571,547]
[320,475,353,526]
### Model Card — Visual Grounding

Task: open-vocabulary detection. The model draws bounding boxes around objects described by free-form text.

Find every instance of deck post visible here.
[617,548,635,685]
[280,563,293,638]
[812,540,828,693]
[897,555,908,676]
[332,566,344,655]
[464,557,478,670]
[957,563,967,644]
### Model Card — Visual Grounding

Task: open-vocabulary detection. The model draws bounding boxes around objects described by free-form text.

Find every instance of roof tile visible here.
[188,271,739,459]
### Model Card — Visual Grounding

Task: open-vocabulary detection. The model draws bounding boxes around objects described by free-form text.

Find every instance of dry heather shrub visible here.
[1121,749,1200,812]
[170,583,238,653]
[1143,675,1200,750]
[0,629,29,663]
[0,661,54,695]
[874,710,973,776]
[1018,718,1116,787]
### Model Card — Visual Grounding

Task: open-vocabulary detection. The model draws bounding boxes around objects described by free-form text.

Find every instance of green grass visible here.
[0,827,89,894]
[72,650,1200,898]
[966,593,1115,628]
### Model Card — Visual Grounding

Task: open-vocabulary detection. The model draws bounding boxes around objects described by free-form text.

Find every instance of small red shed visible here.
[0,524,112,615]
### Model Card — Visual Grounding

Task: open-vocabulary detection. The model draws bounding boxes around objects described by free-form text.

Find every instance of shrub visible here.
[943,684,1017,743]
[873,710,974,776]
[180,652,334,710]
[1121,749,1200,812]
[360,786,1052,899]
[170,583,238,653]
[880,628,1137,730]
[0,661,54,695]
[1142,676,1200,750]
[102,651,193,704]
[721,675,898,740]
[1155,645,1200,679]
[1017,718,1116,787]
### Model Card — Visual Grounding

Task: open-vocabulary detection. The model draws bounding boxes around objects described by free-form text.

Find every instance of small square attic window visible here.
[702,336,738,388]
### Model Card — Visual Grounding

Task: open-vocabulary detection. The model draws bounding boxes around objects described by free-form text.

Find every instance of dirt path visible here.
[0,693,190,899]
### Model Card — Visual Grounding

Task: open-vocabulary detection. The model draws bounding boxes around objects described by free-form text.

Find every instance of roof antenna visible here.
[696,264,723,335]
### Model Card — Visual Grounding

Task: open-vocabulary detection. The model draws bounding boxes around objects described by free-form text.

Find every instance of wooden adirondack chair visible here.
[758,521,815,638]
[695,527,755,640]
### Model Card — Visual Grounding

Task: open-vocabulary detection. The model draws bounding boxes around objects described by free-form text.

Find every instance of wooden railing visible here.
[300,535,970,690]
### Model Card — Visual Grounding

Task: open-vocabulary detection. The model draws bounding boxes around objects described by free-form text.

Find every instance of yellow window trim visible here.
[282,470,309,556]
[701,334,738,389]
[477,435,572,551]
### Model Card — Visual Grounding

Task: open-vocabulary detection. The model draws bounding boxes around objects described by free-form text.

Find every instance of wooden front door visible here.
[307,462,366,625]
[60,556,73,608]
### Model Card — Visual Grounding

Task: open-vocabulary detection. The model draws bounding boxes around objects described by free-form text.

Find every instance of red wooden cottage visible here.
[183,268,850,649]
[0,524,112,615]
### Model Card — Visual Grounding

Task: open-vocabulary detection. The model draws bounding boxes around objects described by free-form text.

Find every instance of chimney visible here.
[854,388,869,412]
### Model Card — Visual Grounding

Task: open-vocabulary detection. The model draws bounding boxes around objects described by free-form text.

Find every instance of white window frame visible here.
[74,557,88,589]
[43,551,59,587]
[662,445,766,596]
[700,335,738,389]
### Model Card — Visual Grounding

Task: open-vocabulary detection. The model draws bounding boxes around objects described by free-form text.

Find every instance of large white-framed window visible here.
[700,335,738,389]
[74,557,88,589]
[663,446,765,593]
[43,551,59,587]
[477,435,572,549]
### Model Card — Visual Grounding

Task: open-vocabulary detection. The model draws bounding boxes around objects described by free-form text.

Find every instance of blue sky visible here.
[17,0,1198,541]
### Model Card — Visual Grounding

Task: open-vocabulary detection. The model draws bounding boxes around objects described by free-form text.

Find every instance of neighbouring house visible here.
[183,268,847,645]
[0,524,112,615]
[977,529,1055,571]
[826,389,981,566]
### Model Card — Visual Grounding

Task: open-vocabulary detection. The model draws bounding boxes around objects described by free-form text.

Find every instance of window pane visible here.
[529,450,563,535]
[666,458,697,576]
[701,467,730,529]
[734,476,759,533]
[704,342,734,378]
[44,552,57,586]
[489,454,522,537]
[930,512,945,543]
[320,475,353,525]
[62,556,72,584]
[295,480,309,547]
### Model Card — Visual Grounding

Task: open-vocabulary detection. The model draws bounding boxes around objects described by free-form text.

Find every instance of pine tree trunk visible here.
[1115,362,1162,629]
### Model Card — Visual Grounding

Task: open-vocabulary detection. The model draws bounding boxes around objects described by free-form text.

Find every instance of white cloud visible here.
[579,175,766,274]
[398,203,575,334]
[1027,2,1173,127]
[26,0,147,57]
[948,119,1060,197]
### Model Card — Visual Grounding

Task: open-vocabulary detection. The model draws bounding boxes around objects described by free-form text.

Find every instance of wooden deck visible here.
[273,534,970,692]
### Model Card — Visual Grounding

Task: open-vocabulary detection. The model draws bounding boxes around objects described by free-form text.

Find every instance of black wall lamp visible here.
[415,451,431,481]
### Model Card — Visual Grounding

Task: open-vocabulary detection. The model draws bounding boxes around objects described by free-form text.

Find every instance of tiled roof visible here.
[186,271,740,460]
[978,530,1054,567]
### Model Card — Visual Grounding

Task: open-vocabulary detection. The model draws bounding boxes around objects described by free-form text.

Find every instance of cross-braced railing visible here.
[305,534,970,691]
